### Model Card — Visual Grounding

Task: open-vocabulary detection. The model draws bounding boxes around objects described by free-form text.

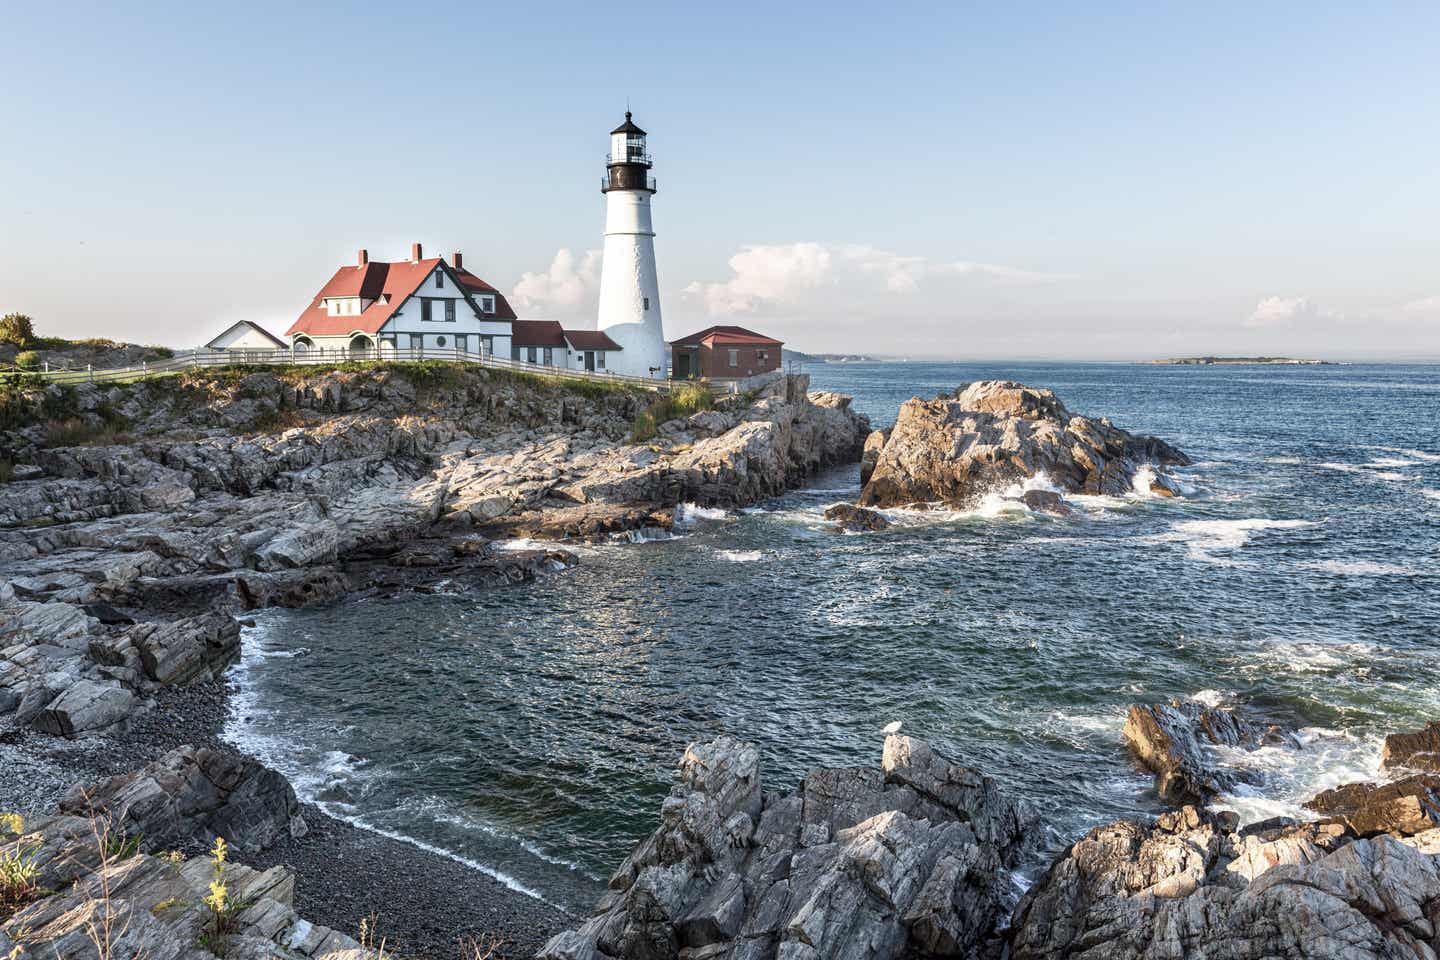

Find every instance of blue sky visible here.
[2,1,1437,359]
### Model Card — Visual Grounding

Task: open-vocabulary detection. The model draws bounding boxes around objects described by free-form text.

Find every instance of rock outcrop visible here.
[1304,775,1440,838]
[1383,721,1440,773]
[1123,699,1296,806]
[1,811,375,960]
[858,381,1187,508]
[2,366,868,738]
[823,503,890,532]
[60,744,307,854]
[1009,804,1440,960]
[539,734,1033,960]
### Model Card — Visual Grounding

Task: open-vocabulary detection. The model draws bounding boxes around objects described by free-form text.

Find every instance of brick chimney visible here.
[410,242,423,262]
[452,251,463,271]
[357,248,369,267]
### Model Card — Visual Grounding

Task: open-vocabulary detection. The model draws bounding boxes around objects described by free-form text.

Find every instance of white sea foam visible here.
[1365,446,1440,463]
[1319,462,1410,482]
[1365,457,1420,468]
[1300,559,1421,577]
[718,549,764,562]
[1212,728,1384,826]
[622,527,677,543]
[676,502,731,524]
[1190,689,1228,708]
[490,537,545,552]
[1423,489,1440,502]
[1164,518,1317,563]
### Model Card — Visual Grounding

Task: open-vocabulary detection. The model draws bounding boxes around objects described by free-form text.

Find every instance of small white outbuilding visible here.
[206,321,289,352]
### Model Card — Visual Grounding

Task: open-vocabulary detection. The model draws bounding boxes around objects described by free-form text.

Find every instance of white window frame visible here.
[728,348,739,367]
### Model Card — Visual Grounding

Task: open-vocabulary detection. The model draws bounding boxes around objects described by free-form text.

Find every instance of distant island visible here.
[784,349,885,364]
[1145,356,1332,366]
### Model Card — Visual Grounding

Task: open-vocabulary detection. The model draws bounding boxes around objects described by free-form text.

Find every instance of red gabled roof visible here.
[669,324,783,347]
[287,256,516,337]
[511,320,568,348]
[563,329,622,351]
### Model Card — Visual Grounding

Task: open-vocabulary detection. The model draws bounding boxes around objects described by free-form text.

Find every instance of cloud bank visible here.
[682,242,1071,315]
[512,248,601,314]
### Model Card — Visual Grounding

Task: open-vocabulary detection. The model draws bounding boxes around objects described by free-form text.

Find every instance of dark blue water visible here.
[226,362,1440,910]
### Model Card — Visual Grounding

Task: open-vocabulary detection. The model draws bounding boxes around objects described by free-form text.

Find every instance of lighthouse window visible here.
[643,297,650,311]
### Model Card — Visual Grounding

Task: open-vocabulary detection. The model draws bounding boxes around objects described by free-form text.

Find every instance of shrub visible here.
[13,351,40,370]
[631,381,714,442]
[0,314,34,348]
[0,840,42,917]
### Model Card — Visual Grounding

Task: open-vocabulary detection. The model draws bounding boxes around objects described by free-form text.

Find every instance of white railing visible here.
[1,346,673,392]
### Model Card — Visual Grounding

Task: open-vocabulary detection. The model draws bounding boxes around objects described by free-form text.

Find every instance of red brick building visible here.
[669,325,783,380]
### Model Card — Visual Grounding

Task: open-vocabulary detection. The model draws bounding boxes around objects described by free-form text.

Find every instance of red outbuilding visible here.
[669,325,783,380]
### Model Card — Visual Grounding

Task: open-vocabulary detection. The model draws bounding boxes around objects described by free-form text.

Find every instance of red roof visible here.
[287,257,516,338]
[669,324,783,347]
[511,320,568,348]
[563,330,622,351]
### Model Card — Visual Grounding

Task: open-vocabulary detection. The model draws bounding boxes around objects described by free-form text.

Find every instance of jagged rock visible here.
[859,429,888,487]
[823,503,890,532]
[60,744,307,854]
[539,734,1032,960]
[858,381,1187,508]
[1009,804,1440,960]
[1123,700,1296,806]
[31,679,138,737]
[1,814,373,960]
[129,613,241,686]
[1383,721,1440,773]
[1304,775,1440,837]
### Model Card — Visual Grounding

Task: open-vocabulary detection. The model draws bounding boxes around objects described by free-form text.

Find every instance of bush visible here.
[631,381,714,442]
[13,351,39,370]
[0,314,34,348]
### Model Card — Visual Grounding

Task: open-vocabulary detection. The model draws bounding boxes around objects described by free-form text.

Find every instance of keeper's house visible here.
[286,244,516,357]
[669,325,783,380]
[511,321,624,375]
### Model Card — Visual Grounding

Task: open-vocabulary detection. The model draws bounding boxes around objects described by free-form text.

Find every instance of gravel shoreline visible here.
[1,664,571,959]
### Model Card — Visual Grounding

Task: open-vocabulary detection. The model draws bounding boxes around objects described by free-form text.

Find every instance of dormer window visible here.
[480,295,495,314]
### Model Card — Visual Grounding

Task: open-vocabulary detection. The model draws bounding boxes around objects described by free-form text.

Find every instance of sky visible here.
[1,1,1437,361]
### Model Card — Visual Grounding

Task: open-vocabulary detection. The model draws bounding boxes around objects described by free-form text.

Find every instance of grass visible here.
[631,381,714,442]
[0,840,43,919]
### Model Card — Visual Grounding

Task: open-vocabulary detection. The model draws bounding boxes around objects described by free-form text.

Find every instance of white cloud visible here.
[683,242,1069,315]
[1245,295,1336,328]
[513,248,601,312]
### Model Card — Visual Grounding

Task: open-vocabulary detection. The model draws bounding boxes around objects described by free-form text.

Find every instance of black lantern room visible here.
[603,112,656,194]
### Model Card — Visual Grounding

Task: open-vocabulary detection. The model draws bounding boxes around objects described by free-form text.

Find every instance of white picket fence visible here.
[4,346,674,392]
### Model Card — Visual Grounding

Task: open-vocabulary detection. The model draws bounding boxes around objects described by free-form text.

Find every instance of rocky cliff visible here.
[0,364,869,740]
[858,381,1188,508]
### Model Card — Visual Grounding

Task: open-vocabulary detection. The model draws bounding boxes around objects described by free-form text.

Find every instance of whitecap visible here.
[1423,489,1440,502]
[676,502,731,524]
[1365,446,1440,463]
[1300,559,1421,577]
[1163,518,1317,562]
[1190,689,1228,708]
[717,549,764,562]
[1319,462,1410,482]
[1365,458,1420,468]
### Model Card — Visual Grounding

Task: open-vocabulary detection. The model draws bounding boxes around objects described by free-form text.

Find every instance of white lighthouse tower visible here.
[597,112,667,379]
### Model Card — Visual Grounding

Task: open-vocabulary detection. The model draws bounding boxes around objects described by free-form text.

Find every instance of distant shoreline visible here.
[1143,356,1331,366]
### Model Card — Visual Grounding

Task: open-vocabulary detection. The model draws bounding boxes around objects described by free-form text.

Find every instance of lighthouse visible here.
[597,112,667,379]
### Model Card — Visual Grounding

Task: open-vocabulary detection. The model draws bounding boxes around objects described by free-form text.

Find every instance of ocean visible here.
[224,361,1440,912]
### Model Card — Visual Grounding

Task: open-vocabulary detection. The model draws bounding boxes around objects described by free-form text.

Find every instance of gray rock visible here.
[1123,699,1296,806]
[60,744,307,854]
[31,679,138,737]
[540,734,1031,960]
[1008,804,1440,960]
[822,503,890,532]
[1304,775,1440,837]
